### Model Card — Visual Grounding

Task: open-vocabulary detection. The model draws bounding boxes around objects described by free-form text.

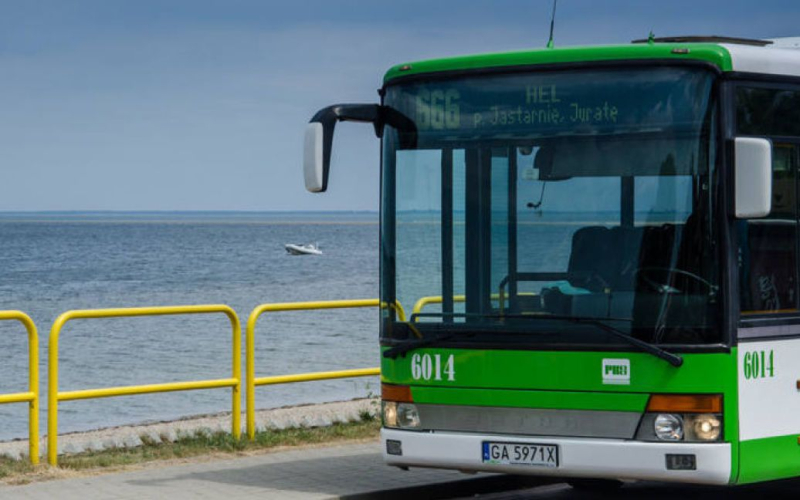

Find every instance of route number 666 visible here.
[410,353,456,381]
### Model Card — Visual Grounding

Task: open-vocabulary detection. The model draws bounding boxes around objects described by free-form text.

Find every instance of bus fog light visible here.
[654,414,683,441]
[386,439,402,456]
[397,403,421,428]
[686,414,721,441]
[383,401,398,428]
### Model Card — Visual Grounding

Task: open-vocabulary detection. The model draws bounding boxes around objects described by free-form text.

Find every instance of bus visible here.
[303,36,800,487]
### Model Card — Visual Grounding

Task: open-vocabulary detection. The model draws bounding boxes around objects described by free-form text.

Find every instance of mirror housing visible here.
[303,104,416,192]
[735,137,772,219]
[303,123,325,192]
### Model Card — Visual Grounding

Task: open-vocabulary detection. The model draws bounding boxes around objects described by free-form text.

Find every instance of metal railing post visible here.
[245,299,404,440]
[47,305,241,466]
[0,311,39,465]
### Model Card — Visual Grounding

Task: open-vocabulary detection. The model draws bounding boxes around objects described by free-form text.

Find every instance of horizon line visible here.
[0,209,380,214]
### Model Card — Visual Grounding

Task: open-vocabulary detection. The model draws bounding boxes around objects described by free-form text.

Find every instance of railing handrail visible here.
[247,299,406,320]
[245,299,394,440]
[412,295,466,316]
[47,304,241,466]
[0,310,39,464]
[412,292,538,318]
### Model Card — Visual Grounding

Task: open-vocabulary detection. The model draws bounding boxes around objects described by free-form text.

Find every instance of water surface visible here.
[0,212,380,440]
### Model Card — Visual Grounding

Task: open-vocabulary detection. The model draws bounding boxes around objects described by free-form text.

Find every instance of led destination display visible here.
[386,67,714,144]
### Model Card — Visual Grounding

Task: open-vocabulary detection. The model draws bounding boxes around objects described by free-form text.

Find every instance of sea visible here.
[0,209,687,441]
[0,212,381,441]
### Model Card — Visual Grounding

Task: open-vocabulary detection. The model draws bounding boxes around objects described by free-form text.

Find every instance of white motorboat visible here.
[285,243,322,255]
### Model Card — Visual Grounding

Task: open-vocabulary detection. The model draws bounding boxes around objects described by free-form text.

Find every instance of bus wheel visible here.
[566,479,624,491]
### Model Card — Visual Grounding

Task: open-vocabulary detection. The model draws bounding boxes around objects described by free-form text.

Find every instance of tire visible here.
[567,478,625,491]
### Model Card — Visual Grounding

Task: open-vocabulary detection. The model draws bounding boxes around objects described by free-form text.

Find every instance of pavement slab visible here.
[8,440,799,499]
[0,442,479,499]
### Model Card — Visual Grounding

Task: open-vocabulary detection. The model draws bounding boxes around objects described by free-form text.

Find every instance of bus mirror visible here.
[304,123,326,192]
[303,104,417,193]
[735,137,772,219]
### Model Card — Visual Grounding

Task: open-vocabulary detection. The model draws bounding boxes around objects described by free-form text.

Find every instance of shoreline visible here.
[0,398,378,460]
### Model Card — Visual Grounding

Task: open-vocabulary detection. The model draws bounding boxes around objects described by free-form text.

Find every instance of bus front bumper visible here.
[382,428,732,485]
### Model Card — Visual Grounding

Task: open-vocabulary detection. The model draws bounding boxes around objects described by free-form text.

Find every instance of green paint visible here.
[381,348,736,394]
[382,347,740,480]
[725,347,740,484]
[383,44,733,84]
[738,435,800,484]
[411,386,648,412]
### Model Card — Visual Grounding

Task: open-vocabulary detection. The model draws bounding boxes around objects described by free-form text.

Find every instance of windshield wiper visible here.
[383,312,508,359]
[383,313,683,367]
[552,315,683,367]
[383,332,466,359]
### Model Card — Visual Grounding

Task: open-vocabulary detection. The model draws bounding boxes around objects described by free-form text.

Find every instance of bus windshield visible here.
[380,66,722,348]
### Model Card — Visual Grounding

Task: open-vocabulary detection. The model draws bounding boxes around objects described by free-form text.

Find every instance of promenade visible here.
[5,440,800,499]
[0,442,537,499]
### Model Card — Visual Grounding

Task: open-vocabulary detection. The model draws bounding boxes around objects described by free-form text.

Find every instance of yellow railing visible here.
[0,311,39,465]
[412,293,537,319]
[47,305,241,466]
[245,299,405,440]
[412,295,466,317]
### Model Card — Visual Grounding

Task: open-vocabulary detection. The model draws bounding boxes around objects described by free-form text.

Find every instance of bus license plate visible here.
[482,442,559,468]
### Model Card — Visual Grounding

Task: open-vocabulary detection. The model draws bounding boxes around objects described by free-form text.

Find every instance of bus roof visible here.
[383,39,800,84]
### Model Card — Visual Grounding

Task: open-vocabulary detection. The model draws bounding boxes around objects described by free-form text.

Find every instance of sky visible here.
[1,0,799,211]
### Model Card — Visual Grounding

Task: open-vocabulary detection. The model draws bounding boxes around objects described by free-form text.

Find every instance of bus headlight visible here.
[654,414,684,441]
[382,384,419,430]
[382,402,420,429]
[397,403,421,429]
[383,401,398,428]
[686,414,722,441]
[637,394,723,443]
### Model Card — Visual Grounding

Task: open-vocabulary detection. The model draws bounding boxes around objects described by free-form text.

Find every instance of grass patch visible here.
[0,455,35,480]
[0,416,380,484]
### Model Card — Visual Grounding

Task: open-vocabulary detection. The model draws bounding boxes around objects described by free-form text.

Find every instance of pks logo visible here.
[602,359,630,385]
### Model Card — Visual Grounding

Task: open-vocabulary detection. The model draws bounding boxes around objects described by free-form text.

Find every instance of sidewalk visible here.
[0,442,535,500]
[4,440,797,500]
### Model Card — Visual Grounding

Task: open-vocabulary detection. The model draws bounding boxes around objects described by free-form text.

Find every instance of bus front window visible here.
[381,66,721,347]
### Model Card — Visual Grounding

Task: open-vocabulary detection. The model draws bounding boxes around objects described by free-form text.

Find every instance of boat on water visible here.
[285,243,322,255]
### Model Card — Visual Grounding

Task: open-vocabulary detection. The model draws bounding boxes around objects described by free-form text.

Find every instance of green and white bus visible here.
[303,36,800,486]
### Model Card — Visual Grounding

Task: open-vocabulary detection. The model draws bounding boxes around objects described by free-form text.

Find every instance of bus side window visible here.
[736,86,800,315]
[739,146,798,314]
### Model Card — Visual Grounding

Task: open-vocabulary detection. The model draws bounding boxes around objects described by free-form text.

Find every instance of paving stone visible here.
[0,442,474,499]
[160,429,178,443]
[86,439,104,451]
[62,442,85,454]
[122,435,142,448]
[141,430,161,445]
[0,449,21,460]
[101,438,118,450]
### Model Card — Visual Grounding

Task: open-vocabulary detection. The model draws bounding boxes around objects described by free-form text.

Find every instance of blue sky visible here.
[1,0,799,211]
